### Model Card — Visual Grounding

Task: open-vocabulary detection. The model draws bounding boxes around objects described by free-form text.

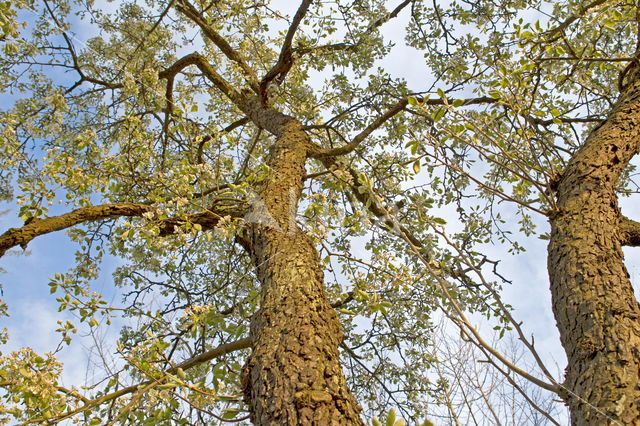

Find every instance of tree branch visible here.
[260,0,313,95]
[159,54,290,132]
[369,0,414,35]
[473,347,562,425]
[157,202,248,236]
[172,337,251,371]
[42,0,121,92]
[309,95,496,158]
[310,99,408,158]
[406,247,560,394]
[175,0,260,93]
[0,200,248,258]
[29,337,251,425]
[0,203,153,258]
[295,0,413,57]
[316,158,427,252]
[421,95,496,107]
[544,0,610,42]
[162,72,176,152]
[159,52,246,108]
[196,117,251,164]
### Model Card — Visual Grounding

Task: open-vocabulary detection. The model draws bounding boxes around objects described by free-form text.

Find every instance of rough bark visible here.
[164,42,363,419]
[240,114,363,424]
[619,216,640,246]
[548,72,640,424]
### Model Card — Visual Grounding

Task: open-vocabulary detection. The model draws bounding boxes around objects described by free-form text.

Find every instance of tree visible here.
[0,0,638,424]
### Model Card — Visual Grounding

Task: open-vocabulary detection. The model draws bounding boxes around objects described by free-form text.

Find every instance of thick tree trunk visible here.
[240,117,363,424]
[548,73,640,424]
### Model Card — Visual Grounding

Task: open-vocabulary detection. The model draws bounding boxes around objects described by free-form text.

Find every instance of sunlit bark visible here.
[548,69,640,425]
[239,109,362,424]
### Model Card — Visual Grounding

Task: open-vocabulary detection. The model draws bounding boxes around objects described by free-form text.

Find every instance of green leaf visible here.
[432,107,446,122]
[520,30,534,39]
[222,409,240,419]
[177,368,186,380]
[412,160,421,174]
[158,382,178,390]
[386,409,397,426]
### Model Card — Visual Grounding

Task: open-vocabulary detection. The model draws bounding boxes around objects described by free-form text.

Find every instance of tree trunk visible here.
[240,116,363,424]
[548,72,640,424]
